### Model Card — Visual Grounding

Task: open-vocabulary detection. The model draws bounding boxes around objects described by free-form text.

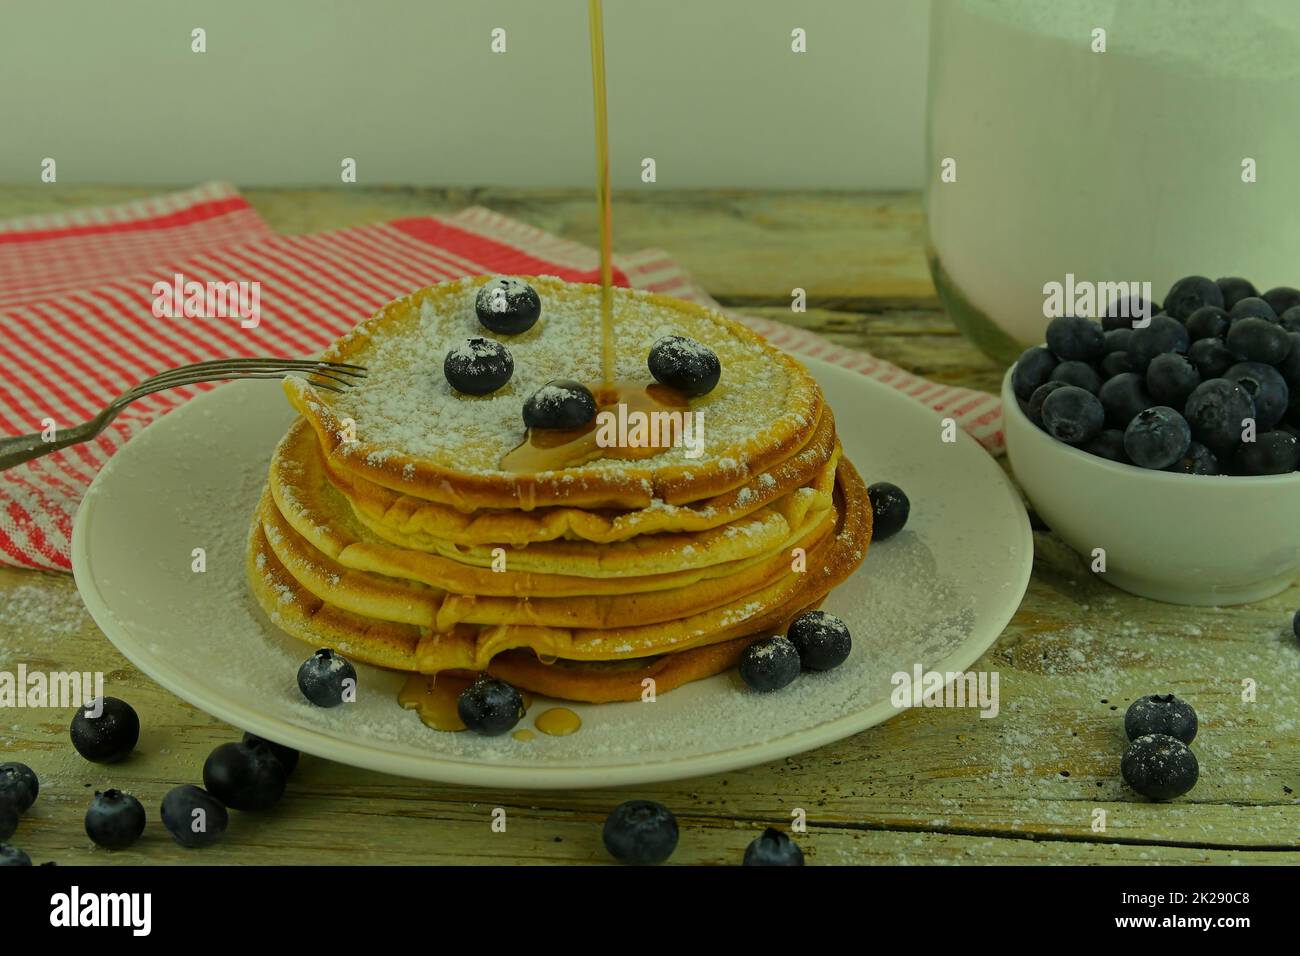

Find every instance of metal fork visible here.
[0,357,366,472]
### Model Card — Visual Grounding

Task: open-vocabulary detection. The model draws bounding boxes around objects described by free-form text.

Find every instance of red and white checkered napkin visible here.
[0,197,1003,573]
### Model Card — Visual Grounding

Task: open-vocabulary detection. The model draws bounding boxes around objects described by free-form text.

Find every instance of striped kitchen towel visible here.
[0,182,275,310]
[0,199,1002,572]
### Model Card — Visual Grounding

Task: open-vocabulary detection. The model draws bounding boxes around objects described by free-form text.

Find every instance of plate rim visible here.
[71,357,1031,790]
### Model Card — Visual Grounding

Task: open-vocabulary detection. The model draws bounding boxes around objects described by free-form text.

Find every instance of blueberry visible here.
[203,741,288,811]
[1048,360,1102,394]
[1011,346,1058,400]
[1224,362,1289,429]
[738,636,801,692]
[1125,695,1198,744]
[1099,351,1135,378]
[647,335,721,397]
[1188,337,1235,380]
[1215,276,1258,310]
[522,379,597,429]
[1145,352,1200,408]
[475,277,541,335]
[1098,373,1153,429]
[69,697,139,764]
[1103,296,1156,331]
[787,610,851,671]
[160,785,228,848]
[1040,385,1104,445]
[1164,441,1219,476]
[1226,316,1291,364]
[1082,429,1129,463]
[743,828,805,866]
[1045,316,1105,361]
[1129,315,1189,373]
[1123,407,1190,470]
[0,763,38,814]
[1163,275,1223,321]
[0,804,15,842]
[242,733,299,777]
[443,337,513,396]
[1103,327,1134,353]
[1228,297,1278,328]
[457,677,525,736]
[1278,333,1300,391]
[0,844,31,866]
[865,481,910,540]
[1282,307,1300,333]
[1184,379,1256,459]
[297,648,357,708]
[1262,286,1300,316]
[602,800,678,865]
[1121,734,1199,801]
[1234,431,1299,475]
[1184,306,1229,342]
[1027,381,1068,425]
[84,789,146,850]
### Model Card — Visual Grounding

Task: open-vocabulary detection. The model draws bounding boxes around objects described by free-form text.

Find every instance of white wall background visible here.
[0,0,931,189]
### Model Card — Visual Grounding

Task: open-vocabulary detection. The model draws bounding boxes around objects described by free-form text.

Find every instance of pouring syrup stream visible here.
[589,0,615,387]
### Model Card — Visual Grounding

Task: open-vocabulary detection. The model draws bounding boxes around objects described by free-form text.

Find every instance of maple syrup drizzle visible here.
[589,0,615,386]
[535,707,583,737]
[499,380,688,473]
[402,8,654,733]
[399,673,533,733]
[398,672,473,732]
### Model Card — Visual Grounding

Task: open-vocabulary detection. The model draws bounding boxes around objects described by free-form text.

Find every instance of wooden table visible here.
[2,187,1297,865]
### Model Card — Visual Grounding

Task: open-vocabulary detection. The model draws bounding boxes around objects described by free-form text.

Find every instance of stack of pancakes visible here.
[246,276,870,708]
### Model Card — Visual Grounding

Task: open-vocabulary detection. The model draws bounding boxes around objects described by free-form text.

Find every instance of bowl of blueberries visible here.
[1002,276,1300,606]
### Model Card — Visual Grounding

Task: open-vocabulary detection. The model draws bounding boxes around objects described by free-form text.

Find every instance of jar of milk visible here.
[925,0,1300,365]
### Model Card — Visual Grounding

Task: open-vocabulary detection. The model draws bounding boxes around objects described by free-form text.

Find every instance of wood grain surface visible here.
[0,186,1296,865]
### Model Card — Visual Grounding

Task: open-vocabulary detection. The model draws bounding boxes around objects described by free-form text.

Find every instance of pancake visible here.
[485,638,753,704]
[324,402,839,547]
[246,456,870,687]
[247,273,874,717]
[264,470,837,603]
[259,485,838,629]
[410,459,868,670]
[269,416,840,584]
[248,517,745,702]
[285,276,824,511]
[247,511,425,671]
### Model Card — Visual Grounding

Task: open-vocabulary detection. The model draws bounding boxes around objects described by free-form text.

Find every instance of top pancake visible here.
[286,276,823,512]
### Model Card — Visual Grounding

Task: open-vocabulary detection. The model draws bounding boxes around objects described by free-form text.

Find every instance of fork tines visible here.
[122,358,368,401]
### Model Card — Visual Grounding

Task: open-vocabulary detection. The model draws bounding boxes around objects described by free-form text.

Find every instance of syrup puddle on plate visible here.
[399,673,537,733]
[401,673,576,737]
[535,707,583,737]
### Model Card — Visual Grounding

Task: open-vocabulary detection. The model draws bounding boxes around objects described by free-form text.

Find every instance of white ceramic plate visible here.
[72,358,1031,789]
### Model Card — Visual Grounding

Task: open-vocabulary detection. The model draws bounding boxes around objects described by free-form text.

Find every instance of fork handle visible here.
[0,420,102,472]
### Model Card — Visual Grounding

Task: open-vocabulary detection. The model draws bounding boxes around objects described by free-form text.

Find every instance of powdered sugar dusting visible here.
[0,577,93,653]
[320,277,810,476]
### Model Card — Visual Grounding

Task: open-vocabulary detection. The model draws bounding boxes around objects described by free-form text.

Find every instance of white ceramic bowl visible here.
[1001,368,1300,606]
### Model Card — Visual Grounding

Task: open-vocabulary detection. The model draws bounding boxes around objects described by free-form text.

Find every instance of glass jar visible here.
[925,0,1300,365]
